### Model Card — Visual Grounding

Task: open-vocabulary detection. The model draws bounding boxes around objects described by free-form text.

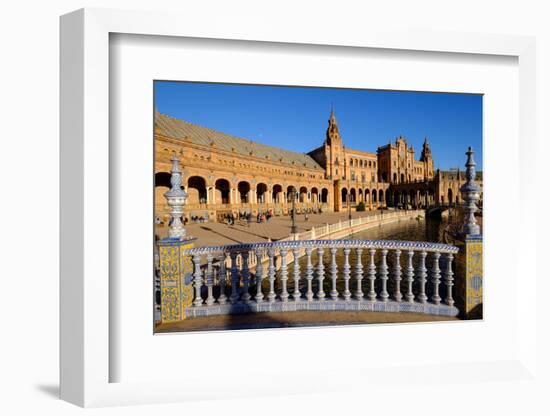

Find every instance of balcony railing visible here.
[181,239,459,318]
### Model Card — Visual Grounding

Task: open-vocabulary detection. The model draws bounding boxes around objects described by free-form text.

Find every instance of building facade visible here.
[155,110,473,223]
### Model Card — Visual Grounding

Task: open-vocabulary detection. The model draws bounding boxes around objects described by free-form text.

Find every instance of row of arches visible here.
[155,172,330,206]
[340,188,386,205]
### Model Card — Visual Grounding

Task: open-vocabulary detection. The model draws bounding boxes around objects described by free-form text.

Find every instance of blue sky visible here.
[154,81,483,171]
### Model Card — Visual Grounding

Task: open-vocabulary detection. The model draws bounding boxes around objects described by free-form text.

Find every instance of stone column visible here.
[458,147,483,319]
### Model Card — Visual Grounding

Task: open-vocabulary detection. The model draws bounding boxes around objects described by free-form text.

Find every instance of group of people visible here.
[189,215,207,223]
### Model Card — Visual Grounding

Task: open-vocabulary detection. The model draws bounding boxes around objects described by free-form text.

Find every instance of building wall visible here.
[155,112,478,222]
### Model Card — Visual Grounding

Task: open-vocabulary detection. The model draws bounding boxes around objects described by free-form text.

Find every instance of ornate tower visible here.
[325,107,344,180]
[420,137,435,180]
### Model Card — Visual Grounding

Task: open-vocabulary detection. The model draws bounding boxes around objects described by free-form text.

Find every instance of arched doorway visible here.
[238,181,250,203]
[299,186,308,203]
[311,187,319,204]
[448,188,453,205]
[372,189,377,203]
[341,188,348,205]
[187,176,207,204]
[214,178,230,204]
[350,188,356,204]
[379,189,384,205]
[256,183,268,204]
[272,184,283,204]
[321,188,329,204]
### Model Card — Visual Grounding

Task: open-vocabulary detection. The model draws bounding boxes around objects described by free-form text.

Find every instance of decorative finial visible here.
[164,153,188,240]
[460,146,481,236]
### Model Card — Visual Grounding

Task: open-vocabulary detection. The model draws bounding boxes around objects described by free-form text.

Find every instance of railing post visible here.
[354,248,364,300]
[417,251,428,304]
[404,250,415,303]
[280,249,289,302]
[205,253,215,306]
[267,248,276,302]
[230,251,240,304]
[292,248,301,301]
[430,252,441,305]
[255,248,265,302]
[218,253,227,304]
[241,251,251,302]
[329,247,339,300]
[379,249,389,302]
[393,249,402,302]
[367,248,377,301]
[444,253,455,307]
[305,247,314,301]
[316,247,326,300]
[342,248,351,301]
[192,254,203,307]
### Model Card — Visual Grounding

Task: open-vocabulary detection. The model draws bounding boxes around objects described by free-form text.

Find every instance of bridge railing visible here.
[181,239,459,318]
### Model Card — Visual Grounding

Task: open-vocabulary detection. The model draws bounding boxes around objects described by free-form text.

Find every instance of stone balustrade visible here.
[181,239,459,319]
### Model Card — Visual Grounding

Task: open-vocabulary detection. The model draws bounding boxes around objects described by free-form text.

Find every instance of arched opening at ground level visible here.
[321,188,329,203]
[238,181,250,204]
[311,187,319,204]
[350,188,356,204]
[272,184,283,204]
[299,186,308,203]
[257,183,268,204]
[187,176,207,204]
[214,178,230,204]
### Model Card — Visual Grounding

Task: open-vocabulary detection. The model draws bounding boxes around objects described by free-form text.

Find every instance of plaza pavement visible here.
[156,209,393,248]
[156,310,456,333]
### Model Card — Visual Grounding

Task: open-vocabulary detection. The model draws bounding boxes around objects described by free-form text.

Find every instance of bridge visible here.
[156,147,483,325]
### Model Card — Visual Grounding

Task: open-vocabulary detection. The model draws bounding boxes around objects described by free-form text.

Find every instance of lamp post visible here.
[290,186,298,235]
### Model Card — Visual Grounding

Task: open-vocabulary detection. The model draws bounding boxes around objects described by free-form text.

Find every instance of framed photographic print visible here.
[60,7,537,408]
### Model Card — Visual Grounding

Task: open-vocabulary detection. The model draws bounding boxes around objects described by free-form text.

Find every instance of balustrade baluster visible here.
[316,247,325,300]
[267,248,276,302]
[367,249,377,301]
[342,248,351,301]
[255,249,264,302]
[217,253,227,304]
[329,247,338,300]
[354,248,364,300]
[417,251,428,303]
[192,254,203,307]
[292,248,301,301]
[229,251,240,304]
[405,250,415,303]
[205,253,215,305]
[393,249,402,302]
[241,251,251,302]
[280,249,289,302]
[379,249,389,302]
[305,247,314,301]
[444,253,455,306]
[431,252,441,305]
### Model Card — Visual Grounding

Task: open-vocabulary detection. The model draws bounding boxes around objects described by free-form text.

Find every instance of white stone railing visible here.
[181,239,459,318]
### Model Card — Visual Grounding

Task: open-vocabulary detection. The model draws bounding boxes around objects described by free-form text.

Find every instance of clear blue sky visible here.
[154,81,483,171]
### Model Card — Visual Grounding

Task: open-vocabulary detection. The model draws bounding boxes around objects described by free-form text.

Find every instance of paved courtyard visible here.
[155,310,457,333]
[156,209,393,247]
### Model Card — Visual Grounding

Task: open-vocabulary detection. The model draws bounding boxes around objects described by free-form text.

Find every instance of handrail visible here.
[182,239,459,256]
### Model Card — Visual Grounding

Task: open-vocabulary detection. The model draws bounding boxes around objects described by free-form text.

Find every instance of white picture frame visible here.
[60,8,538,408]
